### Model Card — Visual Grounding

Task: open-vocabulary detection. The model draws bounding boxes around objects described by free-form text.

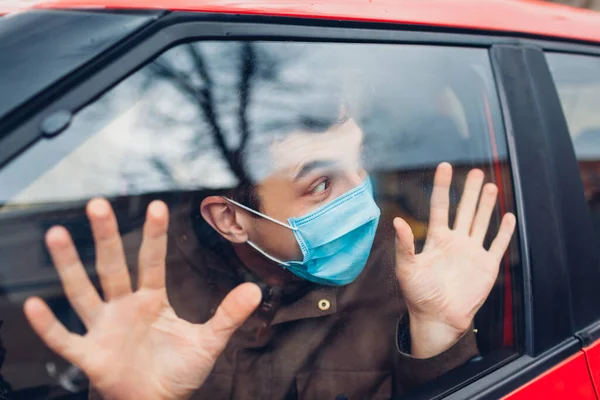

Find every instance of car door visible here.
[0,8,596,400]
[545,48,600,397]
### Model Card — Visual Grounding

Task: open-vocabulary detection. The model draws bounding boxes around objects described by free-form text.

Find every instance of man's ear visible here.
[200,196,250,244]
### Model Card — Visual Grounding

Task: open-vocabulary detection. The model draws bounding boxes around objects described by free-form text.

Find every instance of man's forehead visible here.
[268,118,364,179]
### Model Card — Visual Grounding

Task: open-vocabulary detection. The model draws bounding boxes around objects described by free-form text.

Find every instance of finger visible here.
[138,201,169,291]
[204,283,262,349]
[46,227,103,327]
[428,162,452,233]
[24,297,86,366]
[394,217,416,266]
[489,213,517,262]
[454,169,485,233]
[87,198,132,300]
[470,183,498,244]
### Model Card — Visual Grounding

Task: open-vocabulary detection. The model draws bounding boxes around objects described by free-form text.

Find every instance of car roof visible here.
[0,3,32,15]
[31,0,600,44]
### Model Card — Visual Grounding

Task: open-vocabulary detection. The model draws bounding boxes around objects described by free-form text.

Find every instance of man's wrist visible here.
[408,314,469,359]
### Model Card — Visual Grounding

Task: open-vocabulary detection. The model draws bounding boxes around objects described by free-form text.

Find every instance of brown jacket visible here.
[91,200,478,400]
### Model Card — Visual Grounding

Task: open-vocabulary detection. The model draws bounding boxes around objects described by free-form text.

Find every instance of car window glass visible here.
[0,41,520,399]
[547,53,600,242]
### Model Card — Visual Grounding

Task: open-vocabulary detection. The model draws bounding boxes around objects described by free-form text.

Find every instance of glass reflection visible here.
[0,42,516,399]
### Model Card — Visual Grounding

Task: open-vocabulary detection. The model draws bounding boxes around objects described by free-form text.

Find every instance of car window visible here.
[0,41,520,399]
[547,53,600,242]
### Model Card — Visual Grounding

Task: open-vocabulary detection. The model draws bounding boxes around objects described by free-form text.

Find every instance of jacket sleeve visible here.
[0,321,13,400]
[393,314,479,392]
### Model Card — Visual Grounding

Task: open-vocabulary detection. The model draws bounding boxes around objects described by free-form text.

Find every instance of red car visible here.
[1,0,600,399]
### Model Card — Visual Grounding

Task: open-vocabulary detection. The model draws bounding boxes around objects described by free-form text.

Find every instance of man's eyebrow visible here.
[294,160,338,181]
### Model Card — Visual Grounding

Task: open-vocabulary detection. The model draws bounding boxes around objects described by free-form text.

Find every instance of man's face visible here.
[247,118,367,262]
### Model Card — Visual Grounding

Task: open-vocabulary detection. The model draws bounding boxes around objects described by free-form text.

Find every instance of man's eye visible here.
[311,179,330,194]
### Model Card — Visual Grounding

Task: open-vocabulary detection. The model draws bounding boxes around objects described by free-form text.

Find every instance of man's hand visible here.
[23,199,262,400]
[394,163,516,359]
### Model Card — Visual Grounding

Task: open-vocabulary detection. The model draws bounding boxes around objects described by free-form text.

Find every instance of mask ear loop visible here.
[222,197,305,267]
[222,197,298,231]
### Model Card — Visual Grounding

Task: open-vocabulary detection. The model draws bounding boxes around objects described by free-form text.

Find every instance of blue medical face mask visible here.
[224,177,381,286]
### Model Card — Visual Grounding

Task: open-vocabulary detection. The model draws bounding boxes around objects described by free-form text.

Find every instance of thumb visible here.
[205,282,262,344]
[393,217,416,265]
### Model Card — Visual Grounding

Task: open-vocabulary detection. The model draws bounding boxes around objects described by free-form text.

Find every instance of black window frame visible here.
[1,9,599,399]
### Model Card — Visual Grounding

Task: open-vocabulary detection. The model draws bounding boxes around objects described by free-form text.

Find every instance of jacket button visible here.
[335,395,348,400]
[318,299,331,311]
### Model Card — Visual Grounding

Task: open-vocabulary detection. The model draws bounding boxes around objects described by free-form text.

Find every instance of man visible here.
[22,114,515,399]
